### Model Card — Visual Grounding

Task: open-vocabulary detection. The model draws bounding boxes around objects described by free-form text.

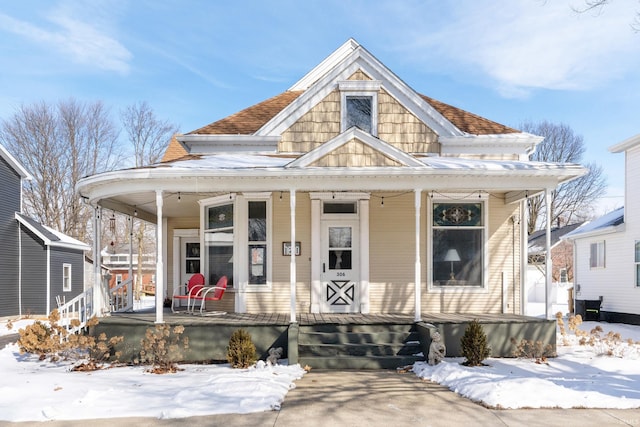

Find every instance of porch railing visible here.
[56,288,93,335]
[109,277,133,313]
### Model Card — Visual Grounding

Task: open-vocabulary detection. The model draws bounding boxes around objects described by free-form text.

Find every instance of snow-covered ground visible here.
[2,306,640,421]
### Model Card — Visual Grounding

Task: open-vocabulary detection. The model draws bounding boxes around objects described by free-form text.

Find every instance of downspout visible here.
[520,199,527,315]
[18,222,22,317]
[414,189,422,322]
[290,190,297,323]
[155,190,164,324]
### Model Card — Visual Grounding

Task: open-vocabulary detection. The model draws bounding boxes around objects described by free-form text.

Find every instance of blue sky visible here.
[1,0,638,214]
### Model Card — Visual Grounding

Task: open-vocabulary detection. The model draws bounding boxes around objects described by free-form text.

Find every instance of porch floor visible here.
[98,308,547,327]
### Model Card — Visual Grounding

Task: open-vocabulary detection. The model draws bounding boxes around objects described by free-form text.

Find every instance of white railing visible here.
[57,288,93,335]
[109,277,134,313]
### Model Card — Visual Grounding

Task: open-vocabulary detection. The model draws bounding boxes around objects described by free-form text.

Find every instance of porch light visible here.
[444,248,461,280]
[178,192,181,202]
[381,197,384,207]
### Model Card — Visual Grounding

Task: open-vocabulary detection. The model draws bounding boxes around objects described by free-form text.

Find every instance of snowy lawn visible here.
[414,321,640,409]
[3,314,640,421]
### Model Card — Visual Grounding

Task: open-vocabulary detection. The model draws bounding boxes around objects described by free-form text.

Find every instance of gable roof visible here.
[528,222,584,255]
[563,207,625,240]
[0,144,32,180]
[286,127,425,168]
[609,133,640,153]
[15,213,90,251]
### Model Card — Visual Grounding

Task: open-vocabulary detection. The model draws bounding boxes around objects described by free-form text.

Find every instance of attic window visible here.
[345,96,372,133]
[339,80,380,136]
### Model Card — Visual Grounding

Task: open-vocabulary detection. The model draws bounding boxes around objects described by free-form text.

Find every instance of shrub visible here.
[138,324,189,374]
[460,319,490,366]
[510,338,556,363]
[17,310,122,368]
[227,328,256,368]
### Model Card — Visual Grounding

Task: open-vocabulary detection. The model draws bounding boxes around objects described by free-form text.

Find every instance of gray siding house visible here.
[0,144,89,317]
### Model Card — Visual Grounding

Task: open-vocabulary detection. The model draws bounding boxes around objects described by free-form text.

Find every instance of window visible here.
[559,268,568,283]
[323,202,357,214]
[63,263,72,291]
[115,274,123,286]
[204,202,234,288]
[345,96,372,133]
[432,202,484,287]
[635,241,640,287]
[339,80,380,136]
[590,241,605,269]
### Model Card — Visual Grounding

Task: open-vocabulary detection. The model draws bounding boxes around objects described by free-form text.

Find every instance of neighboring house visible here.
[526,222,583,311]
[101,242,156,294]
[77,39,586,321]
[564,134,639,323]
[0,144,90,317]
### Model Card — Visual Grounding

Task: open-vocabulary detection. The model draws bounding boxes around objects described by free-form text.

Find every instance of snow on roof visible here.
[155,152,579,173]
[15,213,90,251]
[563,207,624,240]
[528,222,584,254]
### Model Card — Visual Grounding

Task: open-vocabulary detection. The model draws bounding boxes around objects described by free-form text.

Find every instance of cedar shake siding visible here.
[0,156,21,317]
[19,224,48,315]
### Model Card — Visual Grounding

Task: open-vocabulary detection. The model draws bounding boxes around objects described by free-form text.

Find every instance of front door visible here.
[177,239,200,307]
[321,221,359,313]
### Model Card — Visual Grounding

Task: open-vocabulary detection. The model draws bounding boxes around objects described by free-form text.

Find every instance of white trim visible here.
[290,190,297,322]
[289,38,361,91]
[62,263,72,292]
[341,91,379,136]
[0,144,32,179]
[440,133,543,158]
[257,43,463,138]
[46,246,51,314]
[360,198,370,314]
[609,133,640,153]
[414,190,421,321]
[310,198,322,313]
[155,190,164,324]
[427,194,489,293]
[178,134,280,154]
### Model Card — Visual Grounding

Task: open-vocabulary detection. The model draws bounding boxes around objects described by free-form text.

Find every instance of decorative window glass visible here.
[63,263,72,291]
[205,202,234,288]
[635,241,640,287]
[345,96,372,133]
[432,202,484,287]
[590,241,605,269]
[248,201,267,284]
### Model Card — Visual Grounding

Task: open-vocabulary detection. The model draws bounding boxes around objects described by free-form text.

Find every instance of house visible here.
[526,222,583,314]
[101,242,156,295]
[564,134,640,323]
[0,144,90,318]
[77,39,586,323]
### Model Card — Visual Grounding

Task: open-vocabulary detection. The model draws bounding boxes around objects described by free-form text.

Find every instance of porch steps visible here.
[296,323,424,369]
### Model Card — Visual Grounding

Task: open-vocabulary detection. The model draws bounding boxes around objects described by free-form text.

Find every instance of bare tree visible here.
[121,101,179,167]
[519,121,607,234]
[571,0,640,31]
[0,99,120,242]
[120,101,177,298]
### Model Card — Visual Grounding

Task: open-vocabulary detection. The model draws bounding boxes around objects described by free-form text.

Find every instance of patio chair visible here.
[192,276,227,315]
[171,273,205,313]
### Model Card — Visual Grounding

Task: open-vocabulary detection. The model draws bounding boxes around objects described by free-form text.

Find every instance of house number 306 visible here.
[336,272,346,277]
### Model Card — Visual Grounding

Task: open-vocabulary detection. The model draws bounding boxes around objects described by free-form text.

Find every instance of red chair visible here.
[171,273,205,313]
[193,276,227,315]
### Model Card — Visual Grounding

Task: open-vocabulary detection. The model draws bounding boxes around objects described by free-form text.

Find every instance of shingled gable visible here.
[163,39,528,163]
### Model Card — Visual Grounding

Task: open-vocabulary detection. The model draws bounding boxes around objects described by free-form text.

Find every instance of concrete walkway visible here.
[3,369,640,427]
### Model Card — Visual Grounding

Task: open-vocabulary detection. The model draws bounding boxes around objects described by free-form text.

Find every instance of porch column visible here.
[155,190,164,324]
[93,206,104,317]
[544,188,553,320]
[290,190,297,323]
[128,215,134,309]
[414,189,422,322]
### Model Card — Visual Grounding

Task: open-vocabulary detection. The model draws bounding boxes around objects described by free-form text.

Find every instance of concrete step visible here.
[298,355,422,370]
